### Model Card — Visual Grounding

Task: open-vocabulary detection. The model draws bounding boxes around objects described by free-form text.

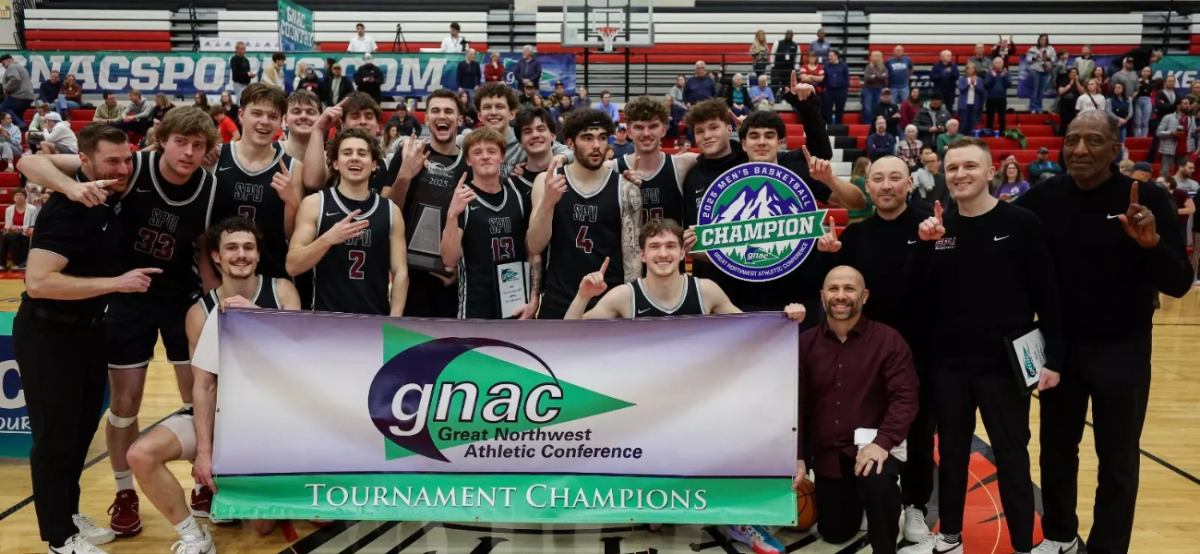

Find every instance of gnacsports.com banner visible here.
[210,310,799,524]
[4,52,467,97]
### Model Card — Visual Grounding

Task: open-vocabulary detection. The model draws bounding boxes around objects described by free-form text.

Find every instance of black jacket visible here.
[320,76,355,107]
[871,101,900,136]
[230,54,252,86]
[354,64,384,103]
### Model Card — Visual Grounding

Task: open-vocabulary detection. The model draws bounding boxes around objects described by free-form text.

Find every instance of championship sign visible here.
[210,310,799,524]
[692,163,826,282]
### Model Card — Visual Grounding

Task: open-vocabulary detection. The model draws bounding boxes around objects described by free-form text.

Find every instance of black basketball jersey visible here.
[615,153,684,225]
[539,166,625,319]
[118,150,216,298]
[312,186,394,315]
[630,276,706,319]
[457,180,530,319]
[198,276,282,314]
[402,145,469,261]
[509,171,540,203]
[211,142,296,279]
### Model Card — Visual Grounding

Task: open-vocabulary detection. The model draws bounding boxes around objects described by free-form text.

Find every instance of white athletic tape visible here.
[107,411,138,429]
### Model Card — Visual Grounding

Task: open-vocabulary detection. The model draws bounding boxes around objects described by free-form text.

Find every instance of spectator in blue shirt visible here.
[456,49,482,104]
[866,116,897,161]
[809,28,830,62]
[684,61,718,106]
[983,57,1012,134]
[609,123,634,158]
[749,74,775,110]
[598,90,621,123]
[822,50,850,124]
[514,45,542,90]
[723,73,751,120]
[929,50,959,111]
[887,45,914,102]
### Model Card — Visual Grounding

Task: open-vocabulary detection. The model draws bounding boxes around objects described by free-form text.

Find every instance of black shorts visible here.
[106,292,197,369]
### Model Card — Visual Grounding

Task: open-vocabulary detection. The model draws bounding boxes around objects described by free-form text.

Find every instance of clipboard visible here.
[1004,326,1045,395]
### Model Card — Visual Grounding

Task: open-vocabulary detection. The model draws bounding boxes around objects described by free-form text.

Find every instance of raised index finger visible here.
[598,256,610,275]
[934,200,943,223]
[278,161,290,176]
[458,172,469,188]
[1130,181,1140,206]
[801,144,813,163]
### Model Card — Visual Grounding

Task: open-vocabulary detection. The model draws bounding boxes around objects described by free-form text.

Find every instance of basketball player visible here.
[815,156,936,543]
[287,127,408,316]
[125,217,299,554]
[440,127,537,319]
[900,137,1064,554]
[528,109,642,319]
[373,89,468,317]
[210,83,304,281]
[14,124,140,554]
[613,96,696,226]
[302,91,383,192]
[462,82,572,174]
[281,90,320,169]
[680,99,864,321]
[18,107,221,537]
[1018,111,1193,554]
[508,107,559,194]
[565,218,806,554]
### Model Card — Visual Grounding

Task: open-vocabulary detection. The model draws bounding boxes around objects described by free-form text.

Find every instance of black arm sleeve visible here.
[782,90,833,160]
[1021,215,1066,371]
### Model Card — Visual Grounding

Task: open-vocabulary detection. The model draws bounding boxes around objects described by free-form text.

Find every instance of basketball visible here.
[795,477,817,531]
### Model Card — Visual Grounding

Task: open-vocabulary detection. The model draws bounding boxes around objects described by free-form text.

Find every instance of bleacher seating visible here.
[24,9,173,51]
[211,10,490,54]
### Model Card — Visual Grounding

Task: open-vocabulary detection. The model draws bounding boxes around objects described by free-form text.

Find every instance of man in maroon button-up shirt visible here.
[797,266,918,554]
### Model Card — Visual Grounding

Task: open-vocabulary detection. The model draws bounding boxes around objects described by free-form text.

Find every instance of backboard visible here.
[562,0,654,49]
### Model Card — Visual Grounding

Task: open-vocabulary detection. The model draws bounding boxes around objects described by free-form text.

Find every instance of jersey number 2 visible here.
[135,228,176,261]
[238,205,257,220]
[575,226,593,253]
[348,250,366,280]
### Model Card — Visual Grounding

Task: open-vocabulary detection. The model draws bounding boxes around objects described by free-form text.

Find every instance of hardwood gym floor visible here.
[0,279,1197,554]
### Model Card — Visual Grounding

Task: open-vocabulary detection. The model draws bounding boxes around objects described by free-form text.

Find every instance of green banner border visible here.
[213,473,797,525]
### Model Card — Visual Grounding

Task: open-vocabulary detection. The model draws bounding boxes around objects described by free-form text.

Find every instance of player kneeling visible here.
[126,217,300,553]
[566,218,805,554]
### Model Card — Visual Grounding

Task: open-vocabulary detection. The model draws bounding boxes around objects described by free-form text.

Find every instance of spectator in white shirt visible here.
[440,22,465,53]
[40,112,77,154]
[348,23,378,53]
[1076,78,1107,114]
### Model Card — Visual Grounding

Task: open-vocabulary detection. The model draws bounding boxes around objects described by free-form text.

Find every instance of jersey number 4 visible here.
[348,250,366,280]
[135,228,176,261]
[575,226,593,253]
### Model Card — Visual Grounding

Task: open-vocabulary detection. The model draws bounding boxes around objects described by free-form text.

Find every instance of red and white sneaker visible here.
[106,490,141,537]
[190,486,235,525]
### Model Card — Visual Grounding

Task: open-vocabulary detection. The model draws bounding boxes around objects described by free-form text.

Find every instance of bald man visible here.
[797,266,918,554]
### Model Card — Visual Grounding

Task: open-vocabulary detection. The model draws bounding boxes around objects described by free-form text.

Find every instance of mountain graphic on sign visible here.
[716,181,801,223]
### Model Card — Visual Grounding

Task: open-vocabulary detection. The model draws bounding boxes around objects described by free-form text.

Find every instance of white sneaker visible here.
[1031,537,1080,554]
[72,514,115,546]
[171,526,216,554]
[900,534,963,554]
[48,534,110,554]
[898,535,935,554]
[903,505,930,542]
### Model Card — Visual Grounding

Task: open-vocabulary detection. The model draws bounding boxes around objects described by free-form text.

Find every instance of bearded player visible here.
[528,109,643,319]
[288,128,408,316]
[18,107,221,537]
[125,217,299,554]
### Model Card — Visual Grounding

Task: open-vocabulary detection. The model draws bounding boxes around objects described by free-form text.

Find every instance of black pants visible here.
[985,97,1008,134]
[822,88,848,124]
[13,305,108,547]
[113,118,152,137]
[934,368,1034,552]
[1040,337,1151,554]
[0,231,29,267]
[404,271,458,318]
[901,395,936,511]
[815,453,902,554]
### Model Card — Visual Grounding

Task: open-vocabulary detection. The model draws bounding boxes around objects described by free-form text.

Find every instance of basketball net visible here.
[596,26,621,52]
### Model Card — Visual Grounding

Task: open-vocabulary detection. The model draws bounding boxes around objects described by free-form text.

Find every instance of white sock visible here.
[174,515,200,539]
[114,470,134,492]
[194,484,203,494]
[182,403,193,411]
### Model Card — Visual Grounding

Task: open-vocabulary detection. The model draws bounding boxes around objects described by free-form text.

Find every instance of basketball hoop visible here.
[596,26,621,52]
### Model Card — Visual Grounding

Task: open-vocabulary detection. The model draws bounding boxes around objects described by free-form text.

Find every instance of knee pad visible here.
[108,411,138,429]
